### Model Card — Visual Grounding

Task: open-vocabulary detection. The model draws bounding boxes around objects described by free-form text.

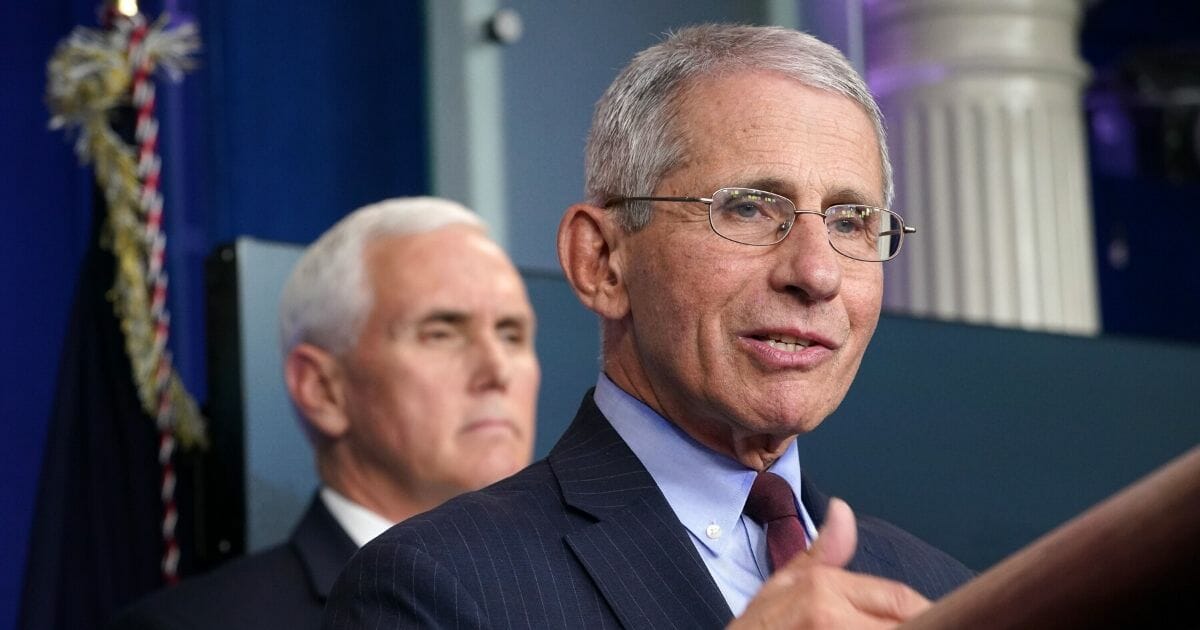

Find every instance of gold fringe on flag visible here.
[46,15,207,450]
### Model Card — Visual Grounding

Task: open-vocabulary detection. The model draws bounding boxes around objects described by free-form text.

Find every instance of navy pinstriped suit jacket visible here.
[323,392,972,629]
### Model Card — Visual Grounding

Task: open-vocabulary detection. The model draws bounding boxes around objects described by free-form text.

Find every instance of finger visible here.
[838,574,932,621]
[741,568,931,627]
[809,497,857,568]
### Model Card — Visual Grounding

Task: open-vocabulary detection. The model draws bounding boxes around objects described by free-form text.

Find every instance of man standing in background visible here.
[113,196,541,629]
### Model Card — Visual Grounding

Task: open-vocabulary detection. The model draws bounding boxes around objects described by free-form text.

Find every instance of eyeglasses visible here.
[609,187,915,262]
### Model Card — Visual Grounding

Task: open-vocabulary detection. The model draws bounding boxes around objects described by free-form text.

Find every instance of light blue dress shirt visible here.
[594,374,818,617]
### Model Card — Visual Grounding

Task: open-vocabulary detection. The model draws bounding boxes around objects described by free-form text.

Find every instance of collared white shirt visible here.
[320,486,395,548]
[594,373,817,616]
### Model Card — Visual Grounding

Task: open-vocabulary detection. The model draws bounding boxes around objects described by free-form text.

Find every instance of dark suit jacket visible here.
[324,393,972,629]
[111,494,356,630]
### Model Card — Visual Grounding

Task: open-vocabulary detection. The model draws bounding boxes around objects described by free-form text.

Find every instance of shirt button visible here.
[705,523,721,540]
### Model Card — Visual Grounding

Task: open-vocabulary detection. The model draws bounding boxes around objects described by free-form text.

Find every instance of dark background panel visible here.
[804,313,1200,571]
[1083,0,1200,343]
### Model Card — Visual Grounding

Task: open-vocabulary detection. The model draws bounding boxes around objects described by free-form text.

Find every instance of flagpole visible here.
[48,0,206,586]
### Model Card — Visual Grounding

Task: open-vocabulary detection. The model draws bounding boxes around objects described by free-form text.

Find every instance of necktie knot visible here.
[744,471,799,524]
[743,471,807,572]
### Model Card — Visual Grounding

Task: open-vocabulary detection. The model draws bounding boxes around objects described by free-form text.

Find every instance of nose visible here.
[469,332,513,392]
[767,213,842,301]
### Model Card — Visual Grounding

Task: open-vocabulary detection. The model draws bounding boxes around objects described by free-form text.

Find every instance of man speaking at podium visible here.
[325,25,972,628]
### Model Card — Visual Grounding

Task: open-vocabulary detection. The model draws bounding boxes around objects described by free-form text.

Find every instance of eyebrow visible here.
[419,310,469,326]
[386,309,466,338]
[825,186,879,208]
[739,177,792,197]
[412,310,533,330]
[738,178,879,208]
[496,313,533,331]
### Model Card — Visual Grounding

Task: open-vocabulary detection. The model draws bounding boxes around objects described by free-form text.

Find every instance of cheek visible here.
[370,356,462,430]
[648,251,738,321]
[511,359,541,420]
[843,268,884,341]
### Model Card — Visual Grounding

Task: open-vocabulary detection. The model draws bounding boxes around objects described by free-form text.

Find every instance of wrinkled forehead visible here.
[663,71,885,203]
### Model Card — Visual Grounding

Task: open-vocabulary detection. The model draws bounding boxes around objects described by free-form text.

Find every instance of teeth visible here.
[763,334,813,352]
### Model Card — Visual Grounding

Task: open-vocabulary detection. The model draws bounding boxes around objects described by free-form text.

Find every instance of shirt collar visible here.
[594,373,809,556]
[319,486,396,548]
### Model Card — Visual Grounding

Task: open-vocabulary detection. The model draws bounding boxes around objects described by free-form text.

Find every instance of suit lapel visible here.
[289,494,359,602]
[800,474,904,578]
[550,393,732,628]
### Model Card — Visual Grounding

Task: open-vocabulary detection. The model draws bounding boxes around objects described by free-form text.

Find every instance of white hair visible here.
[278,197,485,357]
[586,23,893,230]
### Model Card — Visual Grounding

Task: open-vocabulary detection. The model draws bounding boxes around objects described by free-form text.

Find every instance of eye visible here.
[728,201,763,220]
[830,217,862,235]
[497,322,529,347]
[715,193,777,223]
[827,206,869,237]
[418,322,460,343]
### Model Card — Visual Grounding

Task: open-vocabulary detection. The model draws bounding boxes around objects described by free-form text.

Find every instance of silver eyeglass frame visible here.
[608,187,917,262]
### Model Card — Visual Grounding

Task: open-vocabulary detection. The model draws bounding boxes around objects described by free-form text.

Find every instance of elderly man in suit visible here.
[111,197,541,629]
[324,24,972,629]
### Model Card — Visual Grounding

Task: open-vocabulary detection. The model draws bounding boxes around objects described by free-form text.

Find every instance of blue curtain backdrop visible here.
[2,1,427,627]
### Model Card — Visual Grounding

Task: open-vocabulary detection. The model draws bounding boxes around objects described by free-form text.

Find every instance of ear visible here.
[557,203,630,320]
[284,343,351,440]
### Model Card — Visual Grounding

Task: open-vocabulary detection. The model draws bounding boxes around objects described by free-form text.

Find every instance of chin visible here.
[751,417,825,438]
[463,453,527,489]
[742,399,835,436]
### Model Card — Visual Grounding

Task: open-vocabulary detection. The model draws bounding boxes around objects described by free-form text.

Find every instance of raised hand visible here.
[728,498,932,629]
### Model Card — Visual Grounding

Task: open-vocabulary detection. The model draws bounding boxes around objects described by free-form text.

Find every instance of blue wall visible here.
[499,0,770,272]
[3,4,109,627]
[2,2,427,626]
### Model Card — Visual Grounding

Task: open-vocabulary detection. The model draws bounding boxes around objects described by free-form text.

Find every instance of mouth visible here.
[752,332,815,353]
[739,328,838,369]
[462,417,517,436]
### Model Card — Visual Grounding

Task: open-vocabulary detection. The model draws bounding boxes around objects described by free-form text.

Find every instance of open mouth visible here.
[752,333,814,352]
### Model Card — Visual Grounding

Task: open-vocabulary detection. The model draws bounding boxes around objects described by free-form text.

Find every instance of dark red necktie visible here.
[743,471,808,573]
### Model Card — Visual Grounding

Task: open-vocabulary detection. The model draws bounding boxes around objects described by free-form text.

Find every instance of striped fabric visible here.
[323,392,972,629]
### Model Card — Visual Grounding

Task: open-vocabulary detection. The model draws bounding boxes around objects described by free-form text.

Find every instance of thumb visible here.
[809,497,857,568]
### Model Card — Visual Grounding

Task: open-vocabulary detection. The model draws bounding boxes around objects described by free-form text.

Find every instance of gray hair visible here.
[278,197,485,357]
[586,23,892,230]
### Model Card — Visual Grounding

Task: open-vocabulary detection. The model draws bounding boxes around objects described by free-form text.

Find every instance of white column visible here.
[867,0,1099,334]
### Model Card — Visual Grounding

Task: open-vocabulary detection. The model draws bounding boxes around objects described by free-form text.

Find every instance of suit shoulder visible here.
[855,514,974,599]
[375,459,564,548]
[110,544,317,630]
[327,462,572,628]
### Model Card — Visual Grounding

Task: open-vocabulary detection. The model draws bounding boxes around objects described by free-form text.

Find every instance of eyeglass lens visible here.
[708,188,902,261]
